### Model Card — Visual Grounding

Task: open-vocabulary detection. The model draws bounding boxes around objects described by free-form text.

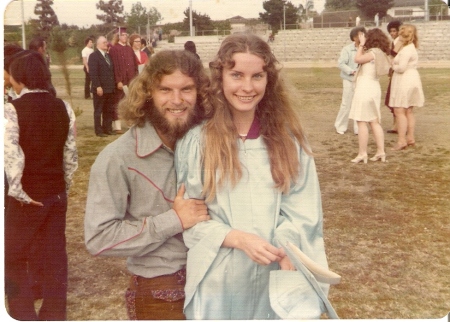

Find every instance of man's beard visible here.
[148,104,199,142]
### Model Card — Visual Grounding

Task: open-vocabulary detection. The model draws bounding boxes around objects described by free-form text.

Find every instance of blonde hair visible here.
[399,24,419,48]
[118,50,211,127]
[202,33,310,202]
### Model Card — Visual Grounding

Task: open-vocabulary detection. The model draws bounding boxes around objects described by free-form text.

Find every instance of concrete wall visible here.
[155,21,450,66]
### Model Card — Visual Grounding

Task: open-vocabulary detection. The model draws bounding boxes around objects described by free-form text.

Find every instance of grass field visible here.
[23,66,450,319]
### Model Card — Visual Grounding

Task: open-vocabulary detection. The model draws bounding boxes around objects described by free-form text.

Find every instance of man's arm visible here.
[88,53,103,96]
[82,56,89,72]
[88,53,100,89]
[84,149,209,257]
[337,45,355,75]
[4,103,31,204]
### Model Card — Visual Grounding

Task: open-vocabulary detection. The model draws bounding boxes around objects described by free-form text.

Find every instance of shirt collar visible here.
[134,121,170,157]
[246,117,261,140]
[15,87,48,98]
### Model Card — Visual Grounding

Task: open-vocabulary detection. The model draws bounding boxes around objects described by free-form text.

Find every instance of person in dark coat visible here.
[88,36,116,137]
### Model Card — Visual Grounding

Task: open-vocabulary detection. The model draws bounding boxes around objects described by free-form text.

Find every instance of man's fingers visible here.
[176,183,186,198]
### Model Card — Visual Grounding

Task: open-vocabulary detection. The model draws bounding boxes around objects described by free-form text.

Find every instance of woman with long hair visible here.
[349,28,392,163]
[389,24,424,150]
[175,33,329,319]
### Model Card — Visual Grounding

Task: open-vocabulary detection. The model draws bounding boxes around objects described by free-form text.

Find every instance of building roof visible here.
[229,15,248,23]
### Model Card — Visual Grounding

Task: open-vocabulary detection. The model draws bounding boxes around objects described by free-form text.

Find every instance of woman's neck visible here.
[232,110,255,137]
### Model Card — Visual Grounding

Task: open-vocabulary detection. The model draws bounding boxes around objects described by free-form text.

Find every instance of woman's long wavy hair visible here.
[399,24,419,48]
[119,50,211,127]
[202,33,310,202]
[364,28,391,55]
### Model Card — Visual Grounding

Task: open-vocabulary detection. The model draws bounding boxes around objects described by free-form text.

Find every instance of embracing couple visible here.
[85,33,330,320]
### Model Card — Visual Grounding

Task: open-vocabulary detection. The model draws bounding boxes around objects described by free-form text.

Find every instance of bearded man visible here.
[84,50,211,320]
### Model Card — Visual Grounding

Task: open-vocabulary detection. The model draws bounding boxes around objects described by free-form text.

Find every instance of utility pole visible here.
[147,13,150,42]
[283,1,286,30]
[424,0,429,22]
[21,0,26,49]
[189,0,193,37]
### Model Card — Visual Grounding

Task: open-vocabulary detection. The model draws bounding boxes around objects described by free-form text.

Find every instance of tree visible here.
[96,0,125,26]
[259,0,299,32]
[125,2,161,34]
[182,9,214,34]
[325,0,356,10]
[34,0,59,38]
[355,0,394,19]
[429,0,448,16]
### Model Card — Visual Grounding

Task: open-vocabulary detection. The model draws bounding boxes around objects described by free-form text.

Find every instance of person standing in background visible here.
[349,28,391,163]
[82,37,94,99]
[140,38,153,58]
[129,34,148,73]
[385,20,403,134]
[334,27,366,135]
[355,15,360,26]
[28,37,56,97]
[89,36,116,137]
[108,27,138,134]
[4,50,78,320]
[184,40,201,60]
[374,13,379,27]
[389,24,424,151]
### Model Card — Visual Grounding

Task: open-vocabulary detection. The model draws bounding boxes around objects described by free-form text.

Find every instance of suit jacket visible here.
[88,50,115,94]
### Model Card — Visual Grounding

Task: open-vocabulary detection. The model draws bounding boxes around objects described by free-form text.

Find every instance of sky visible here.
[3,0,327,28]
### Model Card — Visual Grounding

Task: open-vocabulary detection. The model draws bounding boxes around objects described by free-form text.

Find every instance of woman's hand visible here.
[358,32,366,47]
[223,230,284,266]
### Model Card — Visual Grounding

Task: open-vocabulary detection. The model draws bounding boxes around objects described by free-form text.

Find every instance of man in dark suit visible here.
[89,36,116,137]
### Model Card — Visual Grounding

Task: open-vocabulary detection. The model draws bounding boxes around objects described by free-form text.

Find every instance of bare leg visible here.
[351,121,368,163]
[357,121,369,156]
[370,120,385,156]
[393,107,407,149]
[392,114,398,131]
[405,107,415,144]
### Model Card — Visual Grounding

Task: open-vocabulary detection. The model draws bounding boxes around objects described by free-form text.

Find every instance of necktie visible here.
[105,53,111,65]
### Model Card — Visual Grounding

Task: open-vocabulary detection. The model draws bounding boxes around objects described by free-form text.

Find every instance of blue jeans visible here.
[5,192,68,320]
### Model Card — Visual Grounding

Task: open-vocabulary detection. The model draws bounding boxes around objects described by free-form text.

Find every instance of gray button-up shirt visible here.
[85,121,186,278]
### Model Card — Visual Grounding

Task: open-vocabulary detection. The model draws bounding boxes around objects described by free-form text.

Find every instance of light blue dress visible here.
[175,124,329,320]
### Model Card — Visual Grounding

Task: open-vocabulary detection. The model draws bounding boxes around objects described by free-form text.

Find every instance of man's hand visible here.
[29,199,44,207]
[96,87,103,97]
[117,82,124,90]
[173,184,210,230]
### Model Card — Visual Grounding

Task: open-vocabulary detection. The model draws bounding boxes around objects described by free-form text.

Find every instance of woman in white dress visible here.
[349,28,391,163]
[389,24,424,150]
